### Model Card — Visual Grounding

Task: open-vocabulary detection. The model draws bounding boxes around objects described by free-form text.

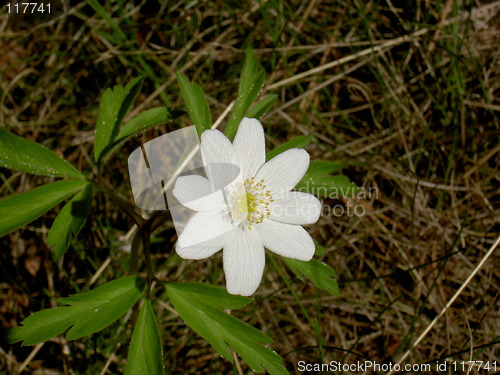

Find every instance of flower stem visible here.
[93,176,174,290]
[93,178,145,227]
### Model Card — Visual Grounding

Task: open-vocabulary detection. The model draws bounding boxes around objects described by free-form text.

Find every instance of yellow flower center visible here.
[228,177,274,230]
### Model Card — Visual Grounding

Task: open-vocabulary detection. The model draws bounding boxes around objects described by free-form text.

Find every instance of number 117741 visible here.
[6,2,51,14]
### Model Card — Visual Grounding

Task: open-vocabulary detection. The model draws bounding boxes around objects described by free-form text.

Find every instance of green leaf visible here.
[8,276,146,345]
[314,243,327,256]
[167,282,251,310]
[295,159,358,198]
[94,88,119,162]
[245,94,278,119]
[118,77,147,129]
[225,49,266,141]
[0,127,84,179]
[94,77,144,162]
[125,299,163,375]
[176,72,212,136]
[166,283,288,375]
[0,179,88,238]
[306,160,345,176]
[296,175,359,198]
[47,184,93,258]
[283,257,340,296]
[99,107,171,160]
[266,135,311,161]
[117,107,170,142]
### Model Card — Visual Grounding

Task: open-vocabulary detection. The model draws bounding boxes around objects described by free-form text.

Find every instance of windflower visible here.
[173,118,321,296]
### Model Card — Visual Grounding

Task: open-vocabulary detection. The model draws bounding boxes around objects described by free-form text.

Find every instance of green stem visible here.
[129,231,142,274]
[94,175,174,289]
[94,178,145,227]
[268,254,314,326]
[141,228,153,298]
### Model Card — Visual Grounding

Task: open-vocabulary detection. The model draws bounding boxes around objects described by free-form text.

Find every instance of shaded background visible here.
[1,0,499,374]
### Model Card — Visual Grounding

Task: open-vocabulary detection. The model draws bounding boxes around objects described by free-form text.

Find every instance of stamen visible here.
[227,177,273,230]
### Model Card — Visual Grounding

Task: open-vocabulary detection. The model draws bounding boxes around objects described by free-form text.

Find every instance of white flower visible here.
[173,118,321,296]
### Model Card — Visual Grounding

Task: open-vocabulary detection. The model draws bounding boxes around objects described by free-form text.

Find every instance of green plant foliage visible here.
[0,127,84,179]
[176,72,212,136]
[245,94,278,120]
[167,282,251,310]
[0,179,88,238]
[8,277,146,345]
[94,76,144,163]
[166,283,288,375]
[296,175,359,198]
[306,160,345,176]
[266,135,312,161]
[266,140,357,197]
[125,299,164,375]
[283,257,340,296]
[47,183,93,258]
[296,159,358,197]
[225,49,266,141]
[313,242,327,256]
[100,107,171,160]
[117,107,171,142]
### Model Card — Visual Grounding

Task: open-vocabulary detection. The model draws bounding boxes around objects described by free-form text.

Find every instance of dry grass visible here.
[1,0,499,374]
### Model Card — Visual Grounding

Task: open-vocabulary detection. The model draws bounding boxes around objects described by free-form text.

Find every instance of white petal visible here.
[201,129,239,188]
[173,175,225,212]
[178,211,234,248]
[174,175,212,198]
[232,118,266,179]
[205,162,240,191]
[254,148,309,196]
[255,219,315,261]
[176,234,226,260]
[223,228,265,296]
[269,192,321,224]
[201,129,236,165]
